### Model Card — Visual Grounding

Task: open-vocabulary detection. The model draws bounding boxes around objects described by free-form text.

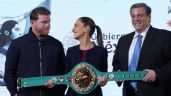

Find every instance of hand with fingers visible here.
[143,69,156,82]
[97,75,107,86]
[44,79,55,88]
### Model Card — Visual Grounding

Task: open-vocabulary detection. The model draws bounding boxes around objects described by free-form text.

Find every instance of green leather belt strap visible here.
[17,62,147,94]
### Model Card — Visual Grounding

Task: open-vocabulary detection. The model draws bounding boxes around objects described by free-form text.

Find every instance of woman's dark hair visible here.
[79,17,103,47]
[0,20,18,47]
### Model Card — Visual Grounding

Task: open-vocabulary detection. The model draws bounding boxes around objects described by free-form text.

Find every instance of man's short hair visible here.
[130,3,151,16]
[30,7,51,20]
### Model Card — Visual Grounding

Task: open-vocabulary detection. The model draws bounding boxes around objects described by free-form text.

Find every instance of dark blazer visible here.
[112,26,171,96]
[65,45,108,96]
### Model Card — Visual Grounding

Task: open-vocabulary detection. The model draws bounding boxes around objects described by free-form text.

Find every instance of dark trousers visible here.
[123,83,136,96]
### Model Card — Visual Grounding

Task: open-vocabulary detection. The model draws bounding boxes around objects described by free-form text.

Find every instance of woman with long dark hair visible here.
[0,20,22,86]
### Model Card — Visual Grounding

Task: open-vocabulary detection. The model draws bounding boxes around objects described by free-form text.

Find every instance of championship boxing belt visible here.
[17,62,147,94]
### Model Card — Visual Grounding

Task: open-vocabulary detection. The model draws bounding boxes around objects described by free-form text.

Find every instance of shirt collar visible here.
[28,27,47,42]
[133,25,150,39]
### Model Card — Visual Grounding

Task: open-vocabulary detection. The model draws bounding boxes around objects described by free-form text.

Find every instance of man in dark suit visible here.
[112,3,171,96]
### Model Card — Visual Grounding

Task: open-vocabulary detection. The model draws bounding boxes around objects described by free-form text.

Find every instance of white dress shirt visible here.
[128,26,150,66]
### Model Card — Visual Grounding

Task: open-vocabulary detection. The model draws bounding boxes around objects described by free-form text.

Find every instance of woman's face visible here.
[10,24,23,40]
[72,19,87,40]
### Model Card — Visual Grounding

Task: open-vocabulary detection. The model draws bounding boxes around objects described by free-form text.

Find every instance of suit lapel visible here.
[124,33,134,70]
[138,26,156,66]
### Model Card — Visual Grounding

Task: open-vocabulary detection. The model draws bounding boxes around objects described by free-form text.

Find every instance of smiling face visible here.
[130,7,151,33]
[72,19,87,40]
